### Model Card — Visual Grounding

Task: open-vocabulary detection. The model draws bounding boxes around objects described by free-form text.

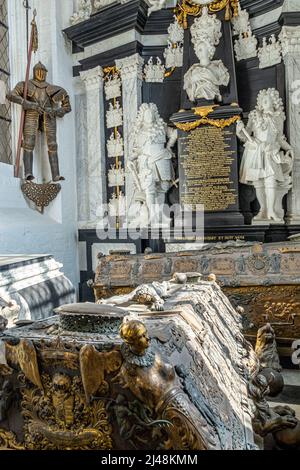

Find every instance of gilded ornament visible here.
[80,346,122,402]
[175,0,201,29]
[193,105,218,117]
[225,284,300,343]
[164,66,176,78]
[20,373,113,450]
[103,66,120,79]
[0,429,24,450]
[174,115,240,131]
[6,339,43,390]
[175,0,240,29]
[280,247,300,253]
[115,320,220,450]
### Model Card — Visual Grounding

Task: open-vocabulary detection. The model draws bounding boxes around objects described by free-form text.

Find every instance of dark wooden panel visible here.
[240,0,284,17]
[236,60,285,114]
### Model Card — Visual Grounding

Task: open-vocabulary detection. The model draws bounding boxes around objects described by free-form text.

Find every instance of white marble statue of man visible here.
[127,103,177,227]
[184,7,230,102]
[237,88,294,223]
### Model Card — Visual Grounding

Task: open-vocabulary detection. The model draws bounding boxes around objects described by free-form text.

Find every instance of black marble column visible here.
[171,9,245,230]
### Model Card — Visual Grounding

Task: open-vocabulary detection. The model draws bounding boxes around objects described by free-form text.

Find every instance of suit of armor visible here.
[7,62,71,181]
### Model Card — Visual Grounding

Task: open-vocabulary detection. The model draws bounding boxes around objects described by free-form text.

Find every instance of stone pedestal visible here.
[0,255,75,327]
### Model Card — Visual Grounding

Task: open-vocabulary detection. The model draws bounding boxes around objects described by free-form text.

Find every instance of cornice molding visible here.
[240,0,284,17]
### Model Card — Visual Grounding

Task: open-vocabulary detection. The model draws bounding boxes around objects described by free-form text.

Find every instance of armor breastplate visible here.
[32,86,51,108]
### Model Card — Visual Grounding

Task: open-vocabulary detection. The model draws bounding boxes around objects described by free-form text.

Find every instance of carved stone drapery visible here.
[80,66,107,225]
[115,54,144,212]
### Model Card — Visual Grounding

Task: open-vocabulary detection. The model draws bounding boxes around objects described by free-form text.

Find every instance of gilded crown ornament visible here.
[175,0,240,29]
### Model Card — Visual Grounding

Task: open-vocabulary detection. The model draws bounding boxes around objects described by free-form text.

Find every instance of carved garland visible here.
[174,115,240,131]
[175,0,240,29]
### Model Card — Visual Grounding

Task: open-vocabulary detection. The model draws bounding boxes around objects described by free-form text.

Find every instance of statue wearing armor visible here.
[7,62,71,182]
[128,103,177,226]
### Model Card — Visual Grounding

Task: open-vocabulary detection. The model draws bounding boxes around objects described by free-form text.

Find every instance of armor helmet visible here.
[33,62,48,82]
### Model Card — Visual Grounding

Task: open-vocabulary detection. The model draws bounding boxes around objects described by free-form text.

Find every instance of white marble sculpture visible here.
[127,103,177,226]
[70,0,92,25]
[147,0,167,16]
[144,57,165,83]
[237,88,294,223]
[164,42,184,68]
[106,101,123,128]
[104,75,121,100]
[234,33,258,61]
[279,25,300,55]
[168,15,184,44]
[107,131,124,157]
[258,35,282,69]
[164,16,184,69]
[231,6,257,61]
[108,164,125,187]
[231,5,251,36]
[109,192,126,217]
[184,7,230,102]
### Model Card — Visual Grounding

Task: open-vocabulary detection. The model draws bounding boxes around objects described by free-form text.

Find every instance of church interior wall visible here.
[0,0,79,289]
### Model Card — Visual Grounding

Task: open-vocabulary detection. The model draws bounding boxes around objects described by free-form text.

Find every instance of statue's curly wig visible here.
[133,103,166,145]
[256,88,285,116]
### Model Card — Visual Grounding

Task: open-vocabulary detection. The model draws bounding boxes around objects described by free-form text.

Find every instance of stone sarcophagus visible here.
[0,278,297,451]
[93,241,300,358]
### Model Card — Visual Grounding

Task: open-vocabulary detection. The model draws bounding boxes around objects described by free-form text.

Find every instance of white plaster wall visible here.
[0,0,79,289]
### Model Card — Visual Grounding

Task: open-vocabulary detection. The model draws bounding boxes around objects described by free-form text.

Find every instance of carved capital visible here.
[115,53,144,81]
[80,66,104,90]
[280,26,300,56]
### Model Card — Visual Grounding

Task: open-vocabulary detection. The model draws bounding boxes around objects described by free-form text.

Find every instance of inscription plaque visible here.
[179,126,238,212]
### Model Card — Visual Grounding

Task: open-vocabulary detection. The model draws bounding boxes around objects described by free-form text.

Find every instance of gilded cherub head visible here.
[120,320,150,356]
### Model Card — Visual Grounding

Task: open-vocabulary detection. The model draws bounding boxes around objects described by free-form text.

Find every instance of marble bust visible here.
[184,7,230,103]
[237,88,294,223]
